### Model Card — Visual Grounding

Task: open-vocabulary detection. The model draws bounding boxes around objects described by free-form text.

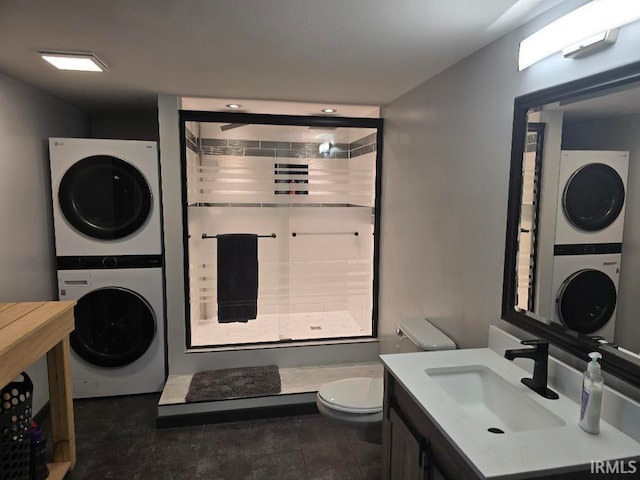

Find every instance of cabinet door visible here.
[387,406,428,480]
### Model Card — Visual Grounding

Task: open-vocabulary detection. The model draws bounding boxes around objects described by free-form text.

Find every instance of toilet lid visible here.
[317,377,383,414]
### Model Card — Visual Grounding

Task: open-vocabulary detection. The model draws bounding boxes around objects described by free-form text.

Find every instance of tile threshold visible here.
[159,361,382,406]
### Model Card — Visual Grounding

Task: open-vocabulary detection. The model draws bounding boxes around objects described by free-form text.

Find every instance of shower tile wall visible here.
[186,125,376,346]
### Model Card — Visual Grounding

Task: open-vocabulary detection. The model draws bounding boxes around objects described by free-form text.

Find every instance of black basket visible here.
[0,373,33,480]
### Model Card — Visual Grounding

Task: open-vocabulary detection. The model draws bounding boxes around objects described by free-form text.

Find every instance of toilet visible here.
[316,318,456,443]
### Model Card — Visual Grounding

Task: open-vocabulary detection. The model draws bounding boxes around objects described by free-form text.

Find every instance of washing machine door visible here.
[562,163,625,232]
[58,155,152,240]
[556,269,617,334]
[71,287,156,367]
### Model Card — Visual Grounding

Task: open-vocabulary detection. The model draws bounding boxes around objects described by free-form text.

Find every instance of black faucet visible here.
[504,339,559,400]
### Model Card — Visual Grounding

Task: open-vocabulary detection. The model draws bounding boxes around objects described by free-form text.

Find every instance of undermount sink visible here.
[425,365,566,433]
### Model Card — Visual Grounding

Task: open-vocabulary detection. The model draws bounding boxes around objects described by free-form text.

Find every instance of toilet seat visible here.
[317,377,383,414]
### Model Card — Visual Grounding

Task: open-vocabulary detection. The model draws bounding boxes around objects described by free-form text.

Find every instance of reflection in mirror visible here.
[516,123,544,313]
[504,62,640,388]
[516,81,640,357]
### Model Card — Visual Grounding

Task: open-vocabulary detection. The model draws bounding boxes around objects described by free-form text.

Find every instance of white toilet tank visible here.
[397,318,456,351]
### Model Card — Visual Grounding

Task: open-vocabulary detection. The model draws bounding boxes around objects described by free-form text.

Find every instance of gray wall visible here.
[160,1,640,371]
[90,110,159,141]
[563,115,640,352]
[378,0,640,348]
[0,72,87,412]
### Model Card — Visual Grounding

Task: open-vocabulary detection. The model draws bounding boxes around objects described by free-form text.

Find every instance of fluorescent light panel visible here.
[518,0,640,70]
[40,51,107,72]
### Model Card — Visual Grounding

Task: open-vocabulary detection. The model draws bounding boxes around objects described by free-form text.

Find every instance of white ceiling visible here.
[0,0,562,114]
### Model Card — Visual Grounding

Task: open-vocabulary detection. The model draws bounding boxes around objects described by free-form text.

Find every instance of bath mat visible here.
[185,365,281,402]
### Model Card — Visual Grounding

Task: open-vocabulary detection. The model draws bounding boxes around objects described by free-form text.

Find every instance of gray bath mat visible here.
[185,365,281,402]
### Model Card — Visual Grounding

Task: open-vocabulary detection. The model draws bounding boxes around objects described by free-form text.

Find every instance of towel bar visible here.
[201,233,277,239]
[291,231,358,237]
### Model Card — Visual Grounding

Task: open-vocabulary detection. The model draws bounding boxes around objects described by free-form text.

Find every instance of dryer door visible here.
[71,287,156,367]
[556,269,617,334]
[562,163,625,232]
[58,155,152,239]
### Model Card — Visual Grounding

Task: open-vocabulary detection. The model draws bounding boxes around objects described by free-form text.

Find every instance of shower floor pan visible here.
[190,310,369,347]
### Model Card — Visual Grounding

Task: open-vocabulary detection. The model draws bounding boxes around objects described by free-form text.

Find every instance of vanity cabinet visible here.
[384,405,448,480]
[381,368,593,480]
[382,369,477,480]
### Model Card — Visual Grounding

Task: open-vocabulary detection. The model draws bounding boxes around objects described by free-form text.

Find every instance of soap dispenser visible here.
[579,352,604,434]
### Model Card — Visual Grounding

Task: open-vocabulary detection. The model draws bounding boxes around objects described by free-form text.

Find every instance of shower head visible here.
[220,123,248,131]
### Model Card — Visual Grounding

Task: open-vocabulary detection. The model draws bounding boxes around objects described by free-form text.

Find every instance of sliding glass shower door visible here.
[181,113,382,348]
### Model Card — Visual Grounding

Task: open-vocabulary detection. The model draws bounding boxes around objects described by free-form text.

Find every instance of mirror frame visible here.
[502,60,640,388]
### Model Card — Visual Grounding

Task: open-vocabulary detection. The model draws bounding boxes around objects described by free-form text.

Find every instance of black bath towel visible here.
[217,233,258,322]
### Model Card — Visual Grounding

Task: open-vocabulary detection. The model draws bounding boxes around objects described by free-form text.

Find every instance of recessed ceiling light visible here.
[226,103,242,109]
[39,51,107,72]
[321,108,337,113]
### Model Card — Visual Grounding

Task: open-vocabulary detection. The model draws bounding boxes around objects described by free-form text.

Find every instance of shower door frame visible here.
[178,110,383,349]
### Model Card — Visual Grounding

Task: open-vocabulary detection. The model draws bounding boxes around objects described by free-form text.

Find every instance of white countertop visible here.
[380,348,640,479]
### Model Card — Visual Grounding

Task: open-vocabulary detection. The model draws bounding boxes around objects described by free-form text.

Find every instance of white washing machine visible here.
[550,248,620,342]
[49,138,161,257]
[57,262,165,398]
[554,150,629,245]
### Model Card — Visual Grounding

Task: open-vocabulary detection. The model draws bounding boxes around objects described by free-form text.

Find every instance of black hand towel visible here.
[217,234,258,322]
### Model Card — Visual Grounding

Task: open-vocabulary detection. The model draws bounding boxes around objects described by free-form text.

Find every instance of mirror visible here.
[503,60,640,388]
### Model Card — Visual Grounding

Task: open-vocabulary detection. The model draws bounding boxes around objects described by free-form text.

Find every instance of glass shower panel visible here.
[184,120,377,347]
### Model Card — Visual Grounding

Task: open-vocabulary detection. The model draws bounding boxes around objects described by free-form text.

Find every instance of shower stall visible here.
[180,112,382,348]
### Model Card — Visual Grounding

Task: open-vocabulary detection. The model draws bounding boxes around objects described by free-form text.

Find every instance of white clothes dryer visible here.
[49,138,161,256]
[554,150,629,245]
[550,247,620,342]
[57,260,165,398]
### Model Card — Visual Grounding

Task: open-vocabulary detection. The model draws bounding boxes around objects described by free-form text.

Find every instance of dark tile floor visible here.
[43,393,382,480]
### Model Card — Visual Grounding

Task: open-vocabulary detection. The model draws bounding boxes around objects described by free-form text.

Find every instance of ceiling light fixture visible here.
[321,108,337,113]
[518,0,640,71]
[226,103,242,109]
[39,51,107,72]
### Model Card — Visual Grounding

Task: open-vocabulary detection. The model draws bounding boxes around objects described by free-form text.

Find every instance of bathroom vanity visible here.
[380,349,640,479]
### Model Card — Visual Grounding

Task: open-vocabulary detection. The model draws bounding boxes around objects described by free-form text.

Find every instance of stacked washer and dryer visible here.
[49,138,165,398]
[550,150,629,342]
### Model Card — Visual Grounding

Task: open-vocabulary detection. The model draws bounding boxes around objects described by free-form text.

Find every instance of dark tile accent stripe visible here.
[350,133,377,149]
[291,141,318,150]
[186,138,199,153]
[185,127,198,144]
[198,132,377,158]
[200,146,245,156]
[276,150,301,158]
[201,138,228,147]
[245,148,276,157]
[229,139,260,148]
[350,143,375,158]
[261,141,292,149]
